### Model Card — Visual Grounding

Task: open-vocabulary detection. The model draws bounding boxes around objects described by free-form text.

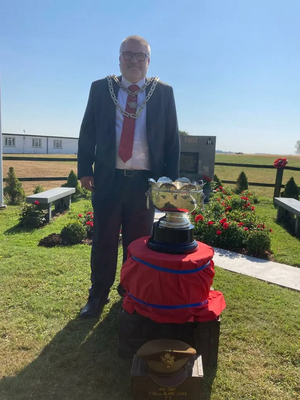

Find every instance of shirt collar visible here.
[121,76,146,88]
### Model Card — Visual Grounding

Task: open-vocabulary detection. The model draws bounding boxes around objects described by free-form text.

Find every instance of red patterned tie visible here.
[118,84,140,163]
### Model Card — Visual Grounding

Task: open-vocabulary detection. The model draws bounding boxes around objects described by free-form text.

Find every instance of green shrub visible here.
[213,174,223,189]
[19,201,48,229]
[281,177,299,200]
[33,184,45,194]
[4,167,26,205]
[62,170,83,197]
[215,222,247,249]
[236,171,248,193]
[61,221,86,245]
[247,230,271,256]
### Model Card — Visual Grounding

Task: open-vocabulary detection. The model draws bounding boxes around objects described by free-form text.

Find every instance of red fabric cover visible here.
[120,237,226,323]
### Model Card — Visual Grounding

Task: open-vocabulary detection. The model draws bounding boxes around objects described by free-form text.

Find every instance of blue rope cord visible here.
[128,292,208,309]
[131,255,210,274]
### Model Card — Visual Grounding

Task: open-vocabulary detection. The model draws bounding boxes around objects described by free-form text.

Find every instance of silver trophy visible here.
[146,177,205,254]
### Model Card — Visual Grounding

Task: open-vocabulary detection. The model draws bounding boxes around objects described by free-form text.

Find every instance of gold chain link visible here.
[106,75,160,119]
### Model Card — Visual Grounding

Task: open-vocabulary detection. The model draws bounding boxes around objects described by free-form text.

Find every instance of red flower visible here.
[78,214,83,217]
[269,229,273,233]
[225,206,231,211]
[244,227,249,231]
[273,158,287,169]
[207,221,214,225]
[238,222,244,226]
[220,218,227,223]
[219,186,223,190]
[251,206,255,210]
[203,174,212,182]
[216,230,222,235]
[241,196,249,200]
[86,221,93,226]
[195,215,204,222]
[34,201,39,205]
[86,211,93,215]
[223,222,229,230]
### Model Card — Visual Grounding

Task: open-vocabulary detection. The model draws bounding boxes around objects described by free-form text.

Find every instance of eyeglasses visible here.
[120,51,149,62]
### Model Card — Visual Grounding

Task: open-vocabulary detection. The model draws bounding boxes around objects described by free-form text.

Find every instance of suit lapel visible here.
[103,76,120,166]
[145,77,157,150]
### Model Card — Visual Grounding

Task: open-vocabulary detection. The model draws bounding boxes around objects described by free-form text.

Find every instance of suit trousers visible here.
[89,170,155,298]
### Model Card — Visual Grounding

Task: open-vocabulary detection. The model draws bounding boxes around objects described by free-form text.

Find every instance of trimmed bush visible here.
[62,170,82,197]
[236,171,248,193]
[33,184,45,194]
[247,230,271,256]
[61,221,86,245]
[4,167,26,205]
[213,174,223,188]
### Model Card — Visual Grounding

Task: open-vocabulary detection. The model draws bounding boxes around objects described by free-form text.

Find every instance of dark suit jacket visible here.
[77,76,180,199]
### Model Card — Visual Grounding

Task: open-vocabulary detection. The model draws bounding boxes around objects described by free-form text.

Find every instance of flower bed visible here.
[39,210,122,247]
[190,188,272,257]
[19,200,48,229]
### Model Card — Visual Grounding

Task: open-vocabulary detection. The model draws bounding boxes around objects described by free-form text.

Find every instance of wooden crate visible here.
[118,308,220,368]
[131,355,203,400]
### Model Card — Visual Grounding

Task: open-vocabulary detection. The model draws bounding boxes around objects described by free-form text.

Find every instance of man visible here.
[77,35,180,318]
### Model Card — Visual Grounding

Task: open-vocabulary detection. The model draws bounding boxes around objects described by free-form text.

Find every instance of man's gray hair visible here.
[120,35,151,57]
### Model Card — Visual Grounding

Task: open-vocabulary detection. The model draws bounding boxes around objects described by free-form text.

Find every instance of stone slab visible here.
[213,247,300,292]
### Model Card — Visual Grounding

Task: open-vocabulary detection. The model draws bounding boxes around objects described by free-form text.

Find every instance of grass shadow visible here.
[200,367,217,400]
[274,212,300,239]
[0,296,219,400]
[4,224,40,235]
[0,299,133,400]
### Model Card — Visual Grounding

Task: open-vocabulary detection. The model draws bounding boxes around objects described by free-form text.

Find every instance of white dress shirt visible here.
[115,76,150,170]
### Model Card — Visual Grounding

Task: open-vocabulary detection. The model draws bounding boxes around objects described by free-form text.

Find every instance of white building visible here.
[3,133,78,154]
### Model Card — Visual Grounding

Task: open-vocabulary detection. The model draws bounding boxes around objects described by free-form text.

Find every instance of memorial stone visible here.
[179,136,216,182]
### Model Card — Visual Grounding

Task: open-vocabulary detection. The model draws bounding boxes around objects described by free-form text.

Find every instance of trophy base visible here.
[147,221,198,254]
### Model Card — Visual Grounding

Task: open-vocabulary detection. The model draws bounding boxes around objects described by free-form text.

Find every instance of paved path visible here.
[154,211,300,292]
[213,248,300,292]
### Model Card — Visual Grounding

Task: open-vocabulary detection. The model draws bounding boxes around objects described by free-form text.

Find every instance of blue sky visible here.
[1,0,300,155]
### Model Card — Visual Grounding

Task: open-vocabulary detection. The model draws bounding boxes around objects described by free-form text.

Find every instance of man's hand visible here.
[80,176,95,191]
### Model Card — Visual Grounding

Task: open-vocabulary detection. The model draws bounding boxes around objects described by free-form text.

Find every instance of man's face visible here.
[119,40,150,83]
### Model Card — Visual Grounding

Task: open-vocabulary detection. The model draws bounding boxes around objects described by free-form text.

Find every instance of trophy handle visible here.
[145,188,151,209]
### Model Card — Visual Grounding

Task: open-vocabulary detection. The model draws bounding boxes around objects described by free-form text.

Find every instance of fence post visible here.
[273,168,284,199]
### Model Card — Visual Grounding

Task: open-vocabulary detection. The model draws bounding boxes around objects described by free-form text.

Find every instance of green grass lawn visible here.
[0,199,299,400]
